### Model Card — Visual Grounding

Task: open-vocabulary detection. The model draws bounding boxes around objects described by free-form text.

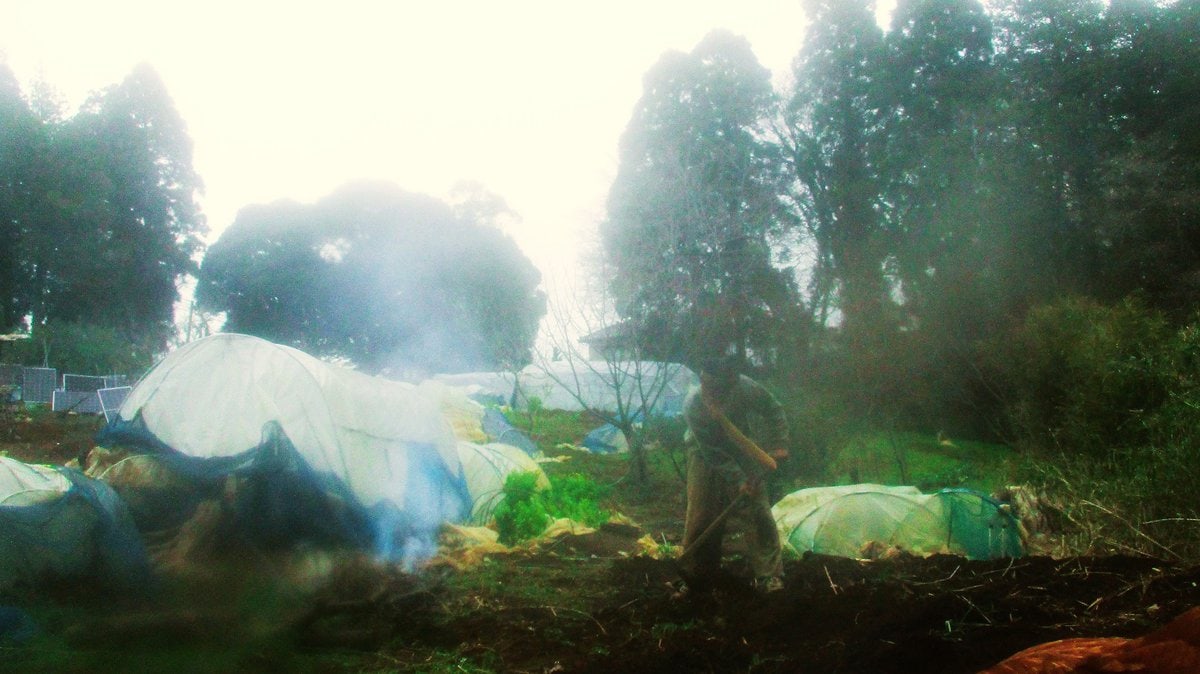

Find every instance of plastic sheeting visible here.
[429,371,517,407]
[455,442,549,524]
[424,381,540,458]
[0,457,150,592]
[481,408,540,457]
[511,361,695,416]
[98,333,471,561]
[772,483,1024,561]
[582,423,628,454]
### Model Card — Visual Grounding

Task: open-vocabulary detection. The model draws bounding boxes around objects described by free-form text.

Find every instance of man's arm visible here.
[703,391,778,472]
[684,387,771,486]
[743,378,789,456]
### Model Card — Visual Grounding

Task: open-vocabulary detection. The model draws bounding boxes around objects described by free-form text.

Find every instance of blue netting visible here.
[1,465,152,593]
[97,414,471,561]
[935,488,1025,560]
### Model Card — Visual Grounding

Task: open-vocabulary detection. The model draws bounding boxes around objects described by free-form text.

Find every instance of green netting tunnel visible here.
[772,483,1024,560]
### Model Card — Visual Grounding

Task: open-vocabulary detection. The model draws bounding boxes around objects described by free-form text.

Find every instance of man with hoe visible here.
[679,352,790,594]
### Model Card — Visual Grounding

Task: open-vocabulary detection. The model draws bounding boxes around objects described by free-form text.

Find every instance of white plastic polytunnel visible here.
[0,456,150,592]
[772,483,1025,561]
[98,333,472,563]
[455,442,549,524]
[510,361,696,416]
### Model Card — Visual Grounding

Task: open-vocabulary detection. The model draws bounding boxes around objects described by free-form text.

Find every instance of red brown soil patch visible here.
[0,411,103,465]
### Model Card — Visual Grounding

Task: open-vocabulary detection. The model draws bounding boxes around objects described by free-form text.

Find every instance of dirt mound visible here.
[0,412,103,466]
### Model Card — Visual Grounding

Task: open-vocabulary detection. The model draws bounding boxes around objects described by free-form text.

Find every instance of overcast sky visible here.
[2,1,895,293]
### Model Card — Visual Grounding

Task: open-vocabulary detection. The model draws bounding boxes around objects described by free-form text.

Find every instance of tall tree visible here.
[59,64,206,341]
[784,1,893,396]
[1089,0,1200,319]
[197,182,546,375]
[889,12,1009,312]
[602,29,800,364]
[0,62,40,332]
[869,0,1008,428]
[4,63,206,349]
[989,0,1123,297]
[883,0,996,312]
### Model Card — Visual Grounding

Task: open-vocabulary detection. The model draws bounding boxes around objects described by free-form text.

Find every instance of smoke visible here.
[378,320,491,381]
[367,441,470,571]
[367,503,438,572]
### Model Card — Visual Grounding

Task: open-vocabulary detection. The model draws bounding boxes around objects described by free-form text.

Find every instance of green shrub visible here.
[5,320,158,377]
[544,473,609,528]
[493,472,548,544]
[492,471,610,545]
[1002,307,1200,558]
[982,296,1173,457]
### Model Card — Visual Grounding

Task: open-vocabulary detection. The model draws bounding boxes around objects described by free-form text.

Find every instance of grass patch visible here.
[503,407,598,456]
[1014,441,1200,560]
[825,431,1017,494]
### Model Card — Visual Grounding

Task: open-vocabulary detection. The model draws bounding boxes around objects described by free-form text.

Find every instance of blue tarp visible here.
[582,423,628,454]
[480,408,540,457]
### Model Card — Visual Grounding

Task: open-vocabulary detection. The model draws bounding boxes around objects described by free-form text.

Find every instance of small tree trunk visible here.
[626,428,649,487]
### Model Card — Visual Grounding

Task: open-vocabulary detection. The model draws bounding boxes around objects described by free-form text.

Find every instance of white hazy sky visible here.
[2,1,895,291]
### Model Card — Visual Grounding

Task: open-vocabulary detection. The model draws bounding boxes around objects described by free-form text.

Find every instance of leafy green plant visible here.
[493,471,610,545]
[493,472,549,545]
[546,472,610,527]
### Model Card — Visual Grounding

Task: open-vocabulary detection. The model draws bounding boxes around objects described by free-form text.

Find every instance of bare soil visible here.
[4,412,1200,673]
[297,529,1200,674]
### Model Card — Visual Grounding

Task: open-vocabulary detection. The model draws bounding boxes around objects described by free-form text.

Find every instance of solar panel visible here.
[103,374,129,388]
[63,374,107,392]
[97,386,132,422]
[21,367,57,403]
[52,389,102,414]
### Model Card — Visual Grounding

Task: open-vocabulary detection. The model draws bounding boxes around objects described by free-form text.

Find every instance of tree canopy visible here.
[601,0,1200,434]
[196,181,546,375]
[0,61,205,354]
[602,29,802,364]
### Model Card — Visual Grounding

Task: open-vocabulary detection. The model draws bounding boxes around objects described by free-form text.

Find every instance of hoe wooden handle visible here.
[703,394,777,472]
[678,490,749,564]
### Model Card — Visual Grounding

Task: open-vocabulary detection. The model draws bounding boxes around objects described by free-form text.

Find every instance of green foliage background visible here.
[3,320,157,377]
